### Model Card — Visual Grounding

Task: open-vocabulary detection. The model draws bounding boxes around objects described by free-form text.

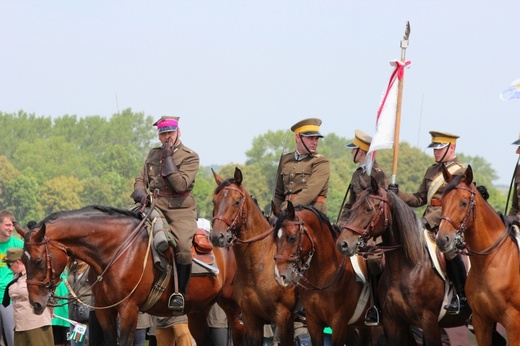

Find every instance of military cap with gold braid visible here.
[291,118,323,138]
[427,130,459,149]
[345,129,372,152]
[153,116,180,134]
[512,133,520,146]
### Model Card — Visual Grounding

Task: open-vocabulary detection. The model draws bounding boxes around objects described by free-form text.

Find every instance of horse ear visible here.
[286,201,295,220]
[271,201,281,217]
[212,168,224,185]
[13,222,27,238]
[234,167,243,186]
[34,223,46,242]
[442,164,453,183]
[464,165,474,185]
[370,176,379,194]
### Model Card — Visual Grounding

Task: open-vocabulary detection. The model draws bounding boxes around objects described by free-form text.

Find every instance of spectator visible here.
[52,272,70,346]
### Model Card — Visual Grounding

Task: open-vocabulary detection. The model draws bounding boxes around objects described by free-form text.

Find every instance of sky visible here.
[1,1,519,185]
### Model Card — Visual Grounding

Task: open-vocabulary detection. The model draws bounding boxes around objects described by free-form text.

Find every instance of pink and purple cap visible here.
[153,116,179,134]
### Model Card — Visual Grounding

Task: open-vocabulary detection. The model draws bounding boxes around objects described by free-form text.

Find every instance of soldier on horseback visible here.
[508,133,520,221]
[337,129,389,326]
[388,131,469,315]
[131,116,199,314]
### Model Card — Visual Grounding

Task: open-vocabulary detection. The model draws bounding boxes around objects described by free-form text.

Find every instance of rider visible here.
[337,129,389,327]
[508,133,520,221]
[388,131,469,315]
[131,116,199,314]
[273,118,330,214]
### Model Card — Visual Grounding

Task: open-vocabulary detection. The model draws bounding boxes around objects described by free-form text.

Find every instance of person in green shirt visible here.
[0,210,24,346]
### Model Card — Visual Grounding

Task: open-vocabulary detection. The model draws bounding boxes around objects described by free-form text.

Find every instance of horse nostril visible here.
[338,241,347,253]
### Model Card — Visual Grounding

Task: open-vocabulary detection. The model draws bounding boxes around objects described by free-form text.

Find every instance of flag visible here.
[52,314,88,343]
[366,60,411,173]
[500,79,520,100]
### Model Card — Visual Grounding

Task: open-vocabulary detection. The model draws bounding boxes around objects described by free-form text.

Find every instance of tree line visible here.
[0,109,506,226]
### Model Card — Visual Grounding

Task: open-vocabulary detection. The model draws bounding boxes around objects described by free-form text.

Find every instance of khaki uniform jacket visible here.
[273,152,330,213]
[398,158,465,229]
[508,164,520,218]
[134,142,199,263]
[338,162,389,224]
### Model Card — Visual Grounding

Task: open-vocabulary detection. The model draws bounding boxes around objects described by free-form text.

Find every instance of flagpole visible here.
[391,21,410,185]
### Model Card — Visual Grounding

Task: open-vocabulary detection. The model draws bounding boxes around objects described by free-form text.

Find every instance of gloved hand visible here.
[421,217,431,231]
[476,185,489,201]
[130,189,148,205]
[388,183,399,194]
[160,141,178,176]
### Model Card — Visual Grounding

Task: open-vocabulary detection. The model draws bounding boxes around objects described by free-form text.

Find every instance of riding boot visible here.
[365,259,382,326]
[444,254,469,314]
[168,263,192,313]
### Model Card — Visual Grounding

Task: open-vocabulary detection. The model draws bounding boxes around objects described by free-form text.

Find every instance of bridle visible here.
[274,210,346,290]
[342,189,399,257]
[440,184,509,256]
[25,237,67,291]
[212,185,273,245]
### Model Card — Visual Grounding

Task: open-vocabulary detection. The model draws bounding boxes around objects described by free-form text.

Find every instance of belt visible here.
[430,198,442,207]
[156,190,190,198]
[285,194,326,204]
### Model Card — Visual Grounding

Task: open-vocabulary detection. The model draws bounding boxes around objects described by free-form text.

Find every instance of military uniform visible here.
[273,118,330,213]
[508,134,520,219]
[132,116,198,313]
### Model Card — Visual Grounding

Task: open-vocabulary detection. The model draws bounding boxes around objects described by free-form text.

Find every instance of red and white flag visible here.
[366,60,411,173]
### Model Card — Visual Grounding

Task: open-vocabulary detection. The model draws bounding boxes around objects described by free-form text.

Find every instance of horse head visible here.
[272,201,311,287]
[211,167,248,247]
[336,177,391,256]
[436,165,477,256]
[22,222,68,315]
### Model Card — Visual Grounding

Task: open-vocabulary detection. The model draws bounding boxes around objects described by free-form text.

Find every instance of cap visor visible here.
[512,139,520,145]
[300,131,323,138]
[158,126,178,134]
[427,142,449,149]
[345,143,358,149]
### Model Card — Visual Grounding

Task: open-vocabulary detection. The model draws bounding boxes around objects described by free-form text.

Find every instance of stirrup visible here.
[364,305,381,327]
[466,314,474,332]
[168,292,185,313]
[444,294,461,315]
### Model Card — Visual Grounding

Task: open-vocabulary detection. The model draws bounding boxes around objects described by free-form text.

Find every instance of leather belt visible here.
[285,194,326,204]
[157,190,190,198]
[430,198,442,207]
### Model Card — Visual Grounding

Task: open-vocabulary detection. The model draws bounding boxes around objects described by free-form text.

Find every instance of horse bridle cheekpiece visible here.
[25,236,67,292]
[212,185,246,244]
[343,190,389,256]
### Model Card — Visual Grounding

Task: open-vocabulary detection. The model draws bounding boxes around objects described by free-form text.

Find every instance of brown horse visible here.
[211,167,297,346]
[15,206,244,346]
[336,177,470,345]
[436,165,520,345]
[271,201,371,346]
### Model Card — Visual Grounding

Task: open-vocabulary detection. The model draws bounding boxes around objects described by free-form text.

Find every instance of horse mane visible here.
[214,177,234,195]
[388,192,426,264]
[275,205,339,240]
[41,205,141,225]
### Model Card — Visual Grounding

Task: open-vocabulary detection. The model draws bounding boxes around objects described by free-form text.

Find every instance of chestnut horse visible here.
[436,165,520,345]
[336,178,470,345]
[15,206,244,346]
[272,201,371,346]
[211,167,297,346]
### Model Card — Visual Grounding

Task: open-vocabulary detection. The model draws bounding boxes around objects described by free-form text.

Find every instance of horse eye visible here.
[233,200,240,207]
[35,258,44,267]
[460,200,468,208]
[288,234,297,244]
[364,206,373,213]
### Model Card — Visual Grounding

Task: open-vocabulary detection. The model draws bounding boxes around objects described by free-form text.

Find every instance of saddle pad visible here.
[191,251,219,277]
[347,255,370,324]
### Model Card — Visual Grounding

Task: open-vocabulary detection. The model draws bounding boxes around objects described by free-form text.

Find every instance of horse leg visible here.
[273,310,295,346]
[383,320,416,346]
[305,315,324,346]
[217,299,246,346]
[188,309,210,345]
[95,308,120,345]
[420,318,443,346]
[472,314,494,346]
[241,313,266,346]
[115,303,139,346]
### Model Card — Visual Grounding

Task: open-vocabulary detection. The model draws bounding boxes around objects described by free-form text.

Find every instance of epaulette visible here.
[181,146,194,154]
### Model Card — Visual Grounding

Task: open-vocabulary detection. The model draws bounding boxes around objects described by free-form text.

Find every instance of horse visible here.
[211,167,297,346]
[436,164,520,345]
[271,201,372,346]
[15,205,244,346]
[335,177,470,346]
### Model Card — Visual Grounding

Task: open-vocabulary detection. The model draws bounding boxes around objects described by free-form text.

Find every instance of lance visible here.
[391,21,411,185]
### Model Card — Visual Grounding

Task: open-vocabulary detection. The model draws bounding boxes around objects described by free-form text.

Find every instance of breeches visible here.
[167,216,197,264]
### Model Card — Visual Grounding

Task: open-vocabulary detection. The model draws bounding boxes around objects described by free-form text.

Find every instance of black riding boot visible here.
[365,259,382,326]
[168,262,192,313]
[444,254,469,314]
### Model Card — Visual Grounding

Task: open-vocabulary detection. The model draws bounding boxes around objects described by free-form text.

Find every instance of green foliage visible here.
[0,110,508,226]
